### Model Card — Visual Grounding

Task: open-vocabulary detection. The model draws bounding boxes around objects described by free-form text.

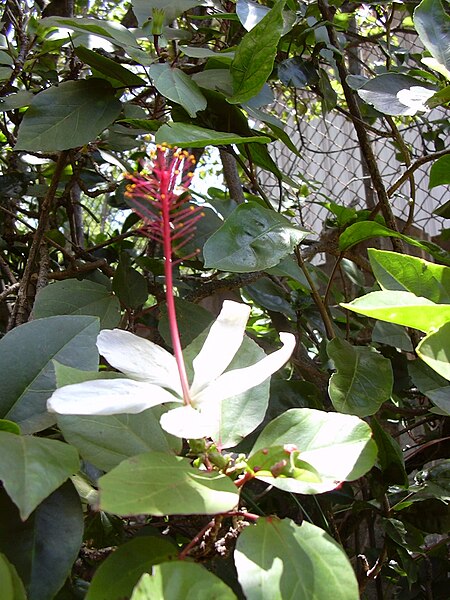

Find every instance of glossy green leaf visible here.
[408,360,450,414]
[357,74,435,116]
[99,452,240,516]
[74,46,146,87]
[429,154,450,189]
[0,553,27,600]
[203,202,309,273]
[341,291,450,333]
[250,408,377,494]
[130,563,237,600]
[155,122,270,147]
[15,79,122,152]
[278,57,319,88]
[229,0,286,104]
[149,63,207,117]
[368,248,450,303]
[327,337,393,417]
[0,481,83,600]
[414,0,450,72]
[0,316,99,433]
[85,537,177,600]
[235,518,359,600]
[33,279,121,329]
[417,321,450,380]
[0,432,79,520]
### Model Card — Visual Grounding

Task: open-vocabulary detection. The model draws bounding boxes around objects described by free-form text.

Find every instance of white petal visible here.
[97,329,182,396]
[190,300,251,397]
[47,378,180,415]
[193,332,296,405]
[160,405,215,439]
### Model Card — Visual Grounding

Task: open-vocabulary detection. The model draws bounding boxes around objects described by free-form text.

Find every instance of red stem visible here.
[160,169,191,406]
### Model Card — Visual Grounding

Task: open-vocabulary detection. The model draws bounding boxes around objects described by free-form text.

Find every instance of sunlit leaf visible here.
[99,452,240,515]
[149,63,207,117]
[341,291,450,333]
[130,563,236,599]
[235,518,359,600]
[368,248,450,303]
[250,409,377,494]
[229,0,286,104]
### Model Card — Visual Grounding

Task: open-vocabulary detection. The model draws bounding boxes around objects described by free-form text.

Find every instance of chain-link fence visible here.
[259,22,449,241]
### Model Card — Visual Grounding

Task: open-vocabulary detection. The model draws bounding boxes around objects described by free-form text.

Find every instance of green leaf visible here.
[0,316,99,433]
[341,291,450,333]
[130,563,237,600]
[0,481,83,600]
[429,154,450,189]
[159,298,214,349]
[0,420,21,435]
[74,46,146,87]
[339,221,450,265]
[357,74,435,116]
[0,90,34,111]
[248,445,322,485]
[371,418,408,486]
[235,518,359,600]
[85,537,176,600]
[0,432,79,520]
[229,0,286,104]
[155,122,270,147]
[203,202,309,273]
[41,16,139,49]
[33,279,121,329]
[0,553,27,600]
[368,248,450,303]
[327,337,393,417]
[112,254,148,309]
[372,321,414,352]
[250,408,377,494]
[149,63,207,117]
[99,452,240,516]
[57,407,181,472]
[15,79,122,152]
[414,0,450,72]
[408,360,450,414]
[417,321,450,380]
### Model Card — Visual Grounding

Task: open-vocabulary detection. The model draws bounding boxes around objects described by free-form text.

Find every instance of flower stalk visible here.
[125,146,201,406]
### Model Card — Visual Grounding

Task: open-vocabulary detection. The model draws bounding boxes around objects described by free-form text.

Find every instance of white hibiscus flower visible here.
[47,300,296,440]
